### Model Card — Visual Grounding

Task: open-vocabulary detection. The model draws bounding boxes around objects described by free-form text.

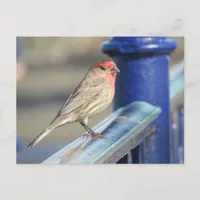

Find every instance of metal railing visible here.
[42,37,184,164]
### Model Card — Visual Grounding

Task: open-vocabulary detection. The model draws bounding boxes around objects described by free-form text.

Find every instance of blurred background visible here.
[17,37,184,163]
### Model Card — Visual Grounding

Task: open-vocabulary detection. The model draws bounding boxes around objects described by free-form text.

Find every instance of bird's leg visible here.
[80,120,107,139]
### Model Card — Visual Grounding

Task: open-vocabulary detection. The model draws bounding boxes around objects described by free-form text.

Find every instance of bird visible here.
[27,60,120,148]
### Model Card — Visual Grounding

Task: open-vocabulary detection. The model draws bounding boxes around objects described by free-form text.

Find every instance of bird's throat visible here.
[105,73,116,88]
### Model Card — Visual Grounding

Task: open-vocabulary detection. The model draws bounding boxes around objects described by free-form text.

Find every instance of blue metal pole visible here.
[101,37,177,163]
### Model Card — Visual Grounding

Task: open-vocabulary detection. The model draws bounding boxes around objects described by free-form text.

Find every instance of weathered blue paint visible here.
[42,101,161,164]
[117,154,128,163]
[101,37,177,163]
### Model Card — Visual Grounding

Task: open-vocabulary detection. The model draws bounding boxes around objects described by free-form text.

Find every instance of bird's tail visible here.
[27,128,52,148]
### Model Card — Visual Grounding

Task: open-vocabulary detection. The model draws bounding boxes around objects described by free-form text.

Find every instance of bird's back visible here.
[49,70,114,127]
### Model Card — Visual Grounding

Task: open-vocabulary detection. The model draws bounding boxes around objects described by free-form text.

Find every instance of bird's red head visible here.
[90,60,120,89]
[92,60,120,74]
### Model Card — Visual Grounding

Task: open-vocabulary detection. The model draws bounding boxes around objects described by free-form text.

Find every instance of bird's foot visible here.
[81,132,107,139]
[81,133,90,139]
[91,132,107,139]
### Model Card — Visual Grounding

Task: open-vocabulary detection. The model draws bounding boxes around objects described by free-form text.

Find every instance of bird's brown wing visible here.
[57,72,106,117]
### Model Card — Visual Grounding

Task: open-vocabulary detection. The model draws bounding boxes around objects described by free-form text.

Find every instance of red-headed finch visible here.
[27,60,120,147]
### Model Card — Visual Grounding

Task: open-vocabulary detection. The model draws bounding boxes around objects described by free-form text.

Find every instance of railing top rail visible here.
[43,101,161,164]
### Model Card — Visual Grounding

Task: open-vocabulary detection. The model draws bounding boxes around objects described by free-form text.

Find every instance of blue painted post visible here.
[101,37,177,163]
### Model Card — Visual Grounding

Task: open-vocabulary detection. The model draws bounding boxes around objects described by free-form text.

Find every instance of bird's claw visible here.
[81,133,90,139]
[81,132,107,140]
[91,132,107,139]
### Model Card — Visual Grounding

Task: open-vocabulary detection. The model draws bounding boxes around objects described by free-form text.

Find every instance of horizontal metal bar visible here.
[43,101,161,164]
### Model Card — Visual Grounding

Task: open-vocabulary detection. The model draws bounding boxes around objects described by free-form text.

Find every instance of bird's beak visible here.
[111,65,120,73]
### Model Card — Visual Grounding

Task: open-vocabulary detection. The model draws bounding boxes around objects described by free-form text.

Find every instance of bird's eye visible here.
[100,66,106,70]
